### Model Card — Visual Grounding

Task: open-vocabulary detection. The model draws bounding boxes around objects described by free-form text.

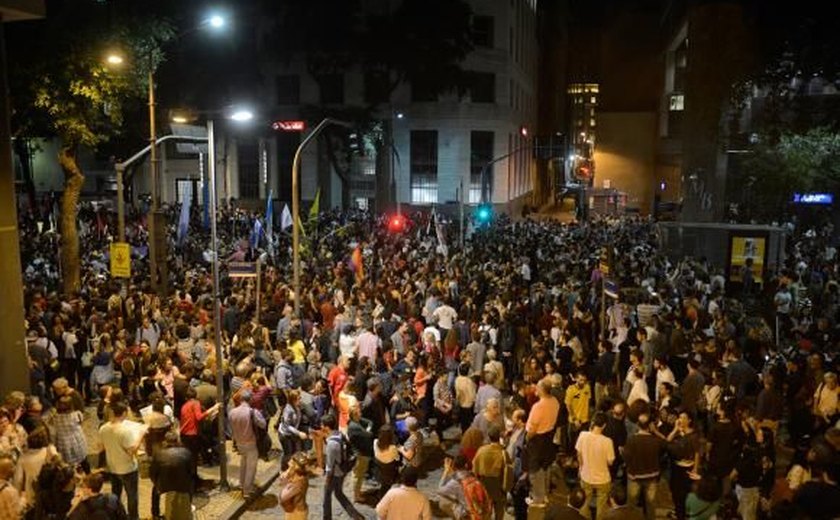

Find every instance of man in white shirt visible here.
[375,466,431,520]
[99,401,147,520]
[576,412,615,520]
[653,357,675,402]
[432,299,458,334]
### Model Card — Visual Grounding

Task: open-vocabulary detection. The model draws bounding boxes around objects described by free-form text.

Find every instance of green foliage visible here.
[741,127,840,218]
[7,1,174,149]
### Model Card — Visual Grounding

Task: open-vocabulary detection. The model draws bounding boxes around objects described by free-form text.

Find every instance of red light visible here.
[272,120,306,131]
[388,215,405,232]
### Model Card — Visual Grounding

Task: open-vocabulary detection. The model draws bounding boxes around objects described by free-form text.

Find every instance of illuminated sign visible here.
[793,193,834,205]
[272,120,306,131]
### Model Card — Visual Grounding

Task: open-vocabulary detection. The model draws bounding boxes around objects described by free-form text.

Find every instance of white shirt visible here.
[99,420,145,475]
[576,431,615,485]
[62,331,78,359]
[627,378,650,406]
[375,485,432,520]
[775,290,792,314]
[655,366,676,401]
[432,305,458,330]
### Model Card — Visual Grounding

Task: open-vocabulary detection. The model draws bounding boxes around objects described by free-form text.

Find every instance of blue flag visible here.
[177,194,191,246]
[251,218,263,250]
[202,182,210,229]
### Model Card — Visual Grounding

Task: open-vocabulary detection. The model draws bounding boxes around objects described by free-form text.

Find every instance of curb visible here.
[218,464,282,520]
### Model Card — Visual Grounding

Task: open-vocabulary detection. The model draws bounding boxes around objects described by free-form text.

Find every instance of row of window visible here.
[409,130,495,204]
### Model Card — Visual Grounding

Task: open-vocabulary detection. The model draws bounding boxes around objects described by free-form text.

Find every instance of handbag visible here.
[250,409,272,460]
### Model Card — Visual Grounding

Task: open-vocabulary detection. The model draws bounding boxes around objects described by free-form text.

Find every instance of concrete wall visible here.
[593,111,657,213]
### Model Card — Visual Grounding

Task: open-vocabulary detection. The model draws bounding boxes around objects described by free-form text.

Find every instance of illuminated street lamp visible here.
[105,53,124,66]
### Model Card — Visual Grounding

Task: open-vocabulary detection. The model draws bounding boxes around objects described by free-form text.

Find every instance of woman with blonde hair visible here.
[278,452,314,519]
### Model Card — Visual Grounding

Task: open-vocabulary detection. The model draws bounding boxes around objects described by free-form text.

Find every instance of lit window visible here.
[590,96,597,104]
[590,118,596,127]
[669,94,685,111]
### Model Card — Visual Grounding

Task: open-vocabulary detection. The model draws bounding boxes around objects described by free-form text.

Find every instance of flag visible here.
[434,208,446,247]
[177,195,191,246]
[280,204,293,231]
[265,191,274,258]
[250,218,263,250]
[296,214,307,238]
[350,245,364,284]
[308,188,321,224]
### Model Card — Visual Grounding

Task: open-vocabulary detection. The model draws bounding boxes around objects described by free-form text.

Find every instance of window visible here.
[318,74,344,104]
[470,131,494,203]
[276,75,300,105]
[411,78,438,102]
[590,96,597,104]
[410,130,438,203]
[669,94,685,111]
[238,141,259,200]
[469,72,495,103]
[590,118,596,127]
[472,16,494,48]
[175,179,195,205]
[364,71,390,104]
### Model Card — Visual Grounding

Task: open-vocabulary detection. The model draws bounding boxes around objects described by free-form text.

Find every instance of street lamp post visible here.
[206,118,228,489]
[292,118,351,317]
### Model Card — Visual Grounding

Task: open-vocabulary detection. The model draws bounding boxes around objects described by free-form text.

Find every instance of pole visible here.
[147,68,160,294]
[116,165,125,242]
[207,119,228,489]
[292,118,350,317]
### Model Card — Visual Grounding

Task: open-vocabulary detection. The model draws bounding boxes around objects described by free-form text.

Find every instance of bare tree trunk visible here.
[58,144,83,295]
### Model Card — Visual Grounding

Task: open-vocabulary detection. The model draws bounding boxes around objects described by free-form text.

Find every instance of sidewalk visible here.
[81,406,278,520]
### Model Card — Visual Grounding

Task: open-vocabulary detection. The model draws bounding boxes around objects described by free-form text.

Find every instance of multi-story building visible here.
[248,0,541,214]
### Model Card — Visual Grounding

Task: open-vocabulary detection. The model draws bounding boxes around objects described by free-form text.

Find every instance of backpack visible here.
[329,433,357,473]
[460,474,493,520]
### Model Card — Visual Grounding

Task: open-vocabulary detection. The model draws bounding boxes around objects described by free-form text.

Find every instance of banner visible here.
[729,236,766,283]
[110,242,131,278]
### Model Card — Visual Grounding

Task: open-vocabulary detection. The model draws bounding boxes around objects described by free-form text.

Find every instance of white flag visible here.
[280,204,293,231]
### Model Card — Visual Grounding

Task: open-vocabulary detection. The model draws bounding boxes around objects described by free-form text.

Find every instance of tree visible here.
[6,1,173,294]
[740,127,840,221]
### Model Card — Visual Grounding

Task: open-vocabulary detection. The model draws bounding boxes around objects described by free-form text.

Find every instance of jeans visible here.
[238,443,259,495]
[111,471,139,520]
[627,477,658,520]
[581,480,611,520]
[736,485,760,520]
[324,473,363,520]
[353,455,371,497]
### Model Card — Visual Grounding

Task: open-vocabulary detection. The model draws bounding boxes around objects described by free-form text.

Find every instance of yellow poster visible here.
[110,242,131,278]
[729,236,765,283]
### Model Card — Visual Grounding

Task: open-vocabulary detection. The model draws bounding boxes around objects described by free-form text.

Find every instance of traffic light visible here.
[388,214,406,233]
[475,204,492,225]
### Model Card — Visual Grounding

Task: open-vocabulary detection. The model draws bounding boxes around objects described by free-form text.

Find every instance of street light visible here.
[229,109,254,122]
[105,53,124,66]
[105,14,230,295]
[292,118,352,317]
[208,14,226,29]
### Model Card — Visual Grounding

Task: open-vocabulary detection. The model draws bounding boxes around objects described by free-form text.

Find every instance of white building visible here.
[247,0,540,213]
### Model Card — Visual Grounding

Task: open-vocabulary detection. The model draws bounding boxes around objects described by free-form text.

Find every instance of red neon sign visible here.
[272,120,306,131]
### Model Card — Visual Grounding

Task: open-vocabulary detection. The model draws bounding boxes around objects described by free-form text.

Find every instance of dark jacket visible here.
[150,446,195,494]
[68,493,127,520]
[347,418,375,458]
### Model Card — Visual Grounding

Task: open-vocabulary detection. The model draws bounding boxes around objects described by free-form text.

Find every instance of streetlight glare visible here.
[171,116,189,124]
[106,54,124,65]
[208,14,226,29]
[230,110,254,122]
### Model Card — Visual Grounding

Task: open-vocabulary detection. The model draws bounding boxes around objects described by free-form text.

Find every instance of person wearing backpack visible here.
[323,413,365,520]
[438,454,492,520]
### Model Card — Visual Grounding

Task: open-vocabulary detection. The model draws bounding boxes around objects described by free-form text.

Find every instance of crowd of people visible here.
[1,200,839,520]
